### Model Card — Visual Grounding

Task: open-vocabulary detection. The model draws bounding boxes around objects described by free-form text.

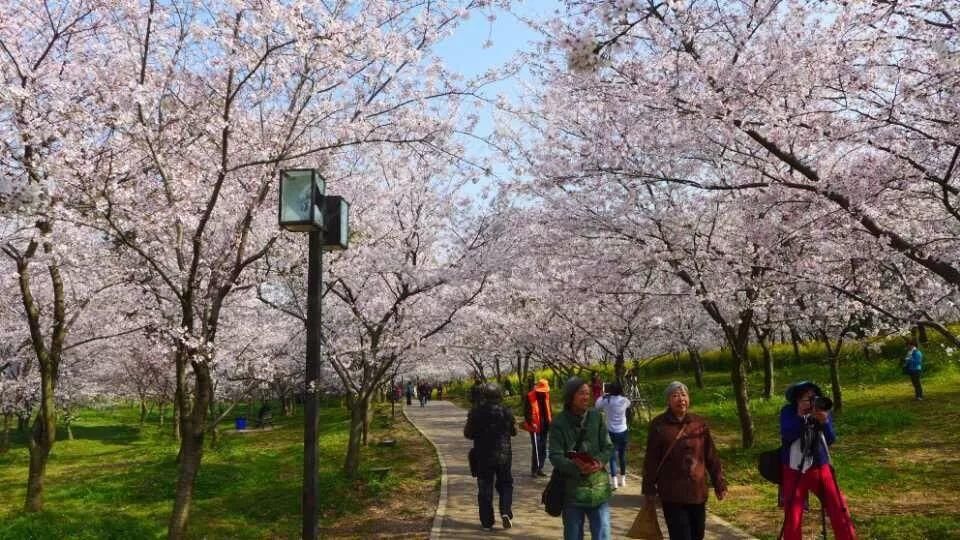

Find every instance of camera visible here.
[813,396,832,412]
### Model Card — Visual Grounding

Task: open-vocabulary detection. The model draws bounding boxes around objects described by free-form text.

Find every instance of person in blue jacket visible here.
[903,338,924,400]
[779,381,857,540]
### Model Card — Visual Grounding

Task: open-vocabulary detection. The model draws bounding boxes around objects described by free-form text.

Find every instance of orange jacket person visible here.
[522,378,552,477]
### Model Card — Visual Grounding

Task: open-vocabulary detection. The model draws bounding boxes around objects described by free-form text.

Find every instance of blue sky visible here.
[432,1,562,197]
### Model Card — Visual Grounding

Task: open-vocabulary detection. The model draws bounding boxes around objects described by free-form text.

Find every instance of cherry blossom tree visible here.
[543,0,960,332]
[6,0,515,535]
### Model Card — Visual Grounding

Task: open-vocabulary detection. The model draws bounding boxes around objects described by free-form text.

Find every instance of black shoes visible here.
[502,515,512,529]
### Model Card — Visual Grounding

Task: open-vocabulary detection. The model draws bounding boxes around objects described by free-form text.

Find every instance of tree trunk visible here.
[687,347,704,389]
[828,349,844,414]
[168,421,204,540]
[65,421,74,441]
[18,242,67,513]
[159,402,165,427]
[494,355,502,383]
[763,345,774,400]
[343,394,368,477]
[1,413,11,453]
[173,392,181,442]
[522,351,531,386]
[788,323,802,364]
[140,400,148,426]
[820,333,844,414]
[730,342,755,448]
[916,325,928,344]
[614,352,626,386]
[362,399,373,447]
[25,362,57,512]
[754,330,773,400]
[25,427,53,512]
[515,351,522,385]
[167,363,212,540]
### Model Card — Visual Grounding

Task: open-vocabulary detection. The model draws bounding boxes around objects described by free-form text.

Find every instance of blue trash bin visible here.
[235,416,247,430]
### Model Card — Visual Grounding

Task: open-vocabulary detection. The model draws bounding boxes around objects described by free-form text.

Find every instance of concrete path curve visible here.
[405,400,756,539]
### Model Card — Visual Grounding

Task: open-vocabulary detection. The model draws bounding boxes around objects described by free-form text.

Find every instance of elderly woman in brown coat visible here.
[642,381,727,540]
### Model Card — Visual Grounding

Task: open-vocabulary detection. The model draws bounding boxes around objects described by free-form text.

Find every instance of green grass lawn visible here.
[449,340,960,540]
[0,401,436,539]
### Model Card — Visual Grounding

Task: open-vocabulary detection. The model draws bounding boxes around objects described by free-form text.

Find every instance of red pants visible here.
[781,464,856,540]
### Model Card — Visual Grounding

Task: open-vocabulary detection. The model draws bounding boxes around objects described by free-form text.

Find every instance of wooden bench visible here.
[369,466,391,480]
[255,410,274,429]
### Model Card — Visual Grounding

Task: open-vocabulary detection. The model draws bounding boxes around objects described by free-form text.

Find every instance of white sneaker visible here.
[611,476,619,489]
[620,475,627,487]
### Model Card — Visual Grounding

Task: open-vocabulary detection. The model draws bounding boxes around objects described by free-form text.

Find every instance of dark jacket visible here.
[779,404,836,468]
[642,411,726,505]
[464,403,517,469]
[548,409,613,504]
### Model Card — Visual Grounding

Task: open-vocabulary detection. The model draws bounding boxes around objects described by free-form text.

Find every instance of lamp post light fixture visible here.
[278,168,325,232]
[278,168,349,540]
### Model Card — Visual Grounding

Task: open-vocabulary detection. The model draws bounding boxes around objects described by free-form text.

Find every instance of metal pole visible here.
[303,230,322,540]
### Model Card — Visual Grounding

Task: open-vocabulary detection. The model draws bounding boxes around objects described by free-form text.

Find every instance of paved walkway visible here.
[405,400,756,539]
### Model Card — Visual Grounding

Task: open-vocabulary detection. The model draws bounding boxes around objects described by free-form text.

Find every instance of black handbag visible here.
[542,469,565,516]
[757,447,782,485]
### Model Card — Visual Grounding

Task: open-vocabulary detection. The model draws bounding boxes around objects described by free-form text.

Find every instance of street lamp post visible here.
[278,169,349,540]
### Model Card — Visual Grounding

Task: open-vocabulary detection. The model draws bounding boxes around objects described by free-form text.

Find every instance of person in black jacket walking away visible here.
[464,383,517,531]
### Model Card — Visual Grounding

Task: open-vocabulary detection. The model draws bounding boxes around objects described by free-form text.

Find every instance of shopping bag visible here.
[626,501,664,539]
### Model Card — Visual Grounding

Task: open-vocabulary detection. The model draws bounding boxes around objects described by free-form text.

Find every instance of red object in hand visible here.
[567,451,600,467]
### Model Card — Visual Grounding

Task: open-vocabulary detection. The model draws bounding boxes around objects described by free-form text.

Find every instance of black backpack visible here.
[756,447,782,485]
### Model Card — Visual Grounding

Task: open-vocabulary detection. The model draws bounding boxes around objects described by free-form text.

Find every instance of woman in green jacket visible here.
[549,377,614,540]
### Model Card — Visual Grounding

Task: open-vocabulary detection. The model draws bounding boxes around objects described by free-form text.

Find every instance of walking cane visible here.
[531,431,539,471]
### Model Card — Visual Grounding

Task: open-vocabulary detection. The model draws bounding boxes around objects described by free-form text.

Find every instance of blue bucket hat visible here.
[785,381,823,404]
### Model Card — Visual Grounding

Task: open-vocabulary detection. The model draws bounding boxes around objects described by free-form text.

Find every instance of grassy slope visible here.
[0,401,436,539]
[450,338,960,540]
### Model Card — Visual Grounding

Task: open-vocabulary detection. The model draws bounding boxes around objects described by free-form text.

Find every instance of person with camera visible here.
[464,383,517,531]
[779,381,857,540]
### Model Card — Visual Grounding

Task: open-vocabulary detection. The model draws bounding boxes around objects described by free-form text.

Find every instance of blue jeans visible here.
[608,430,628,476]
[562,502,611,540]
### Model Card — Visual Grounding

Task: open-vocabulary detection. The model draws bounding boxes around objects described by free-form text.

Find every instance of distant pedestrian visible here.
[903,338,924,400]
[522,378,552,477]
[595,382,631,489]
[418,382,429,407]
[405,381,413,406]
[436,382,444,401]
[590,372,603,401]
[464,383,517,532]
